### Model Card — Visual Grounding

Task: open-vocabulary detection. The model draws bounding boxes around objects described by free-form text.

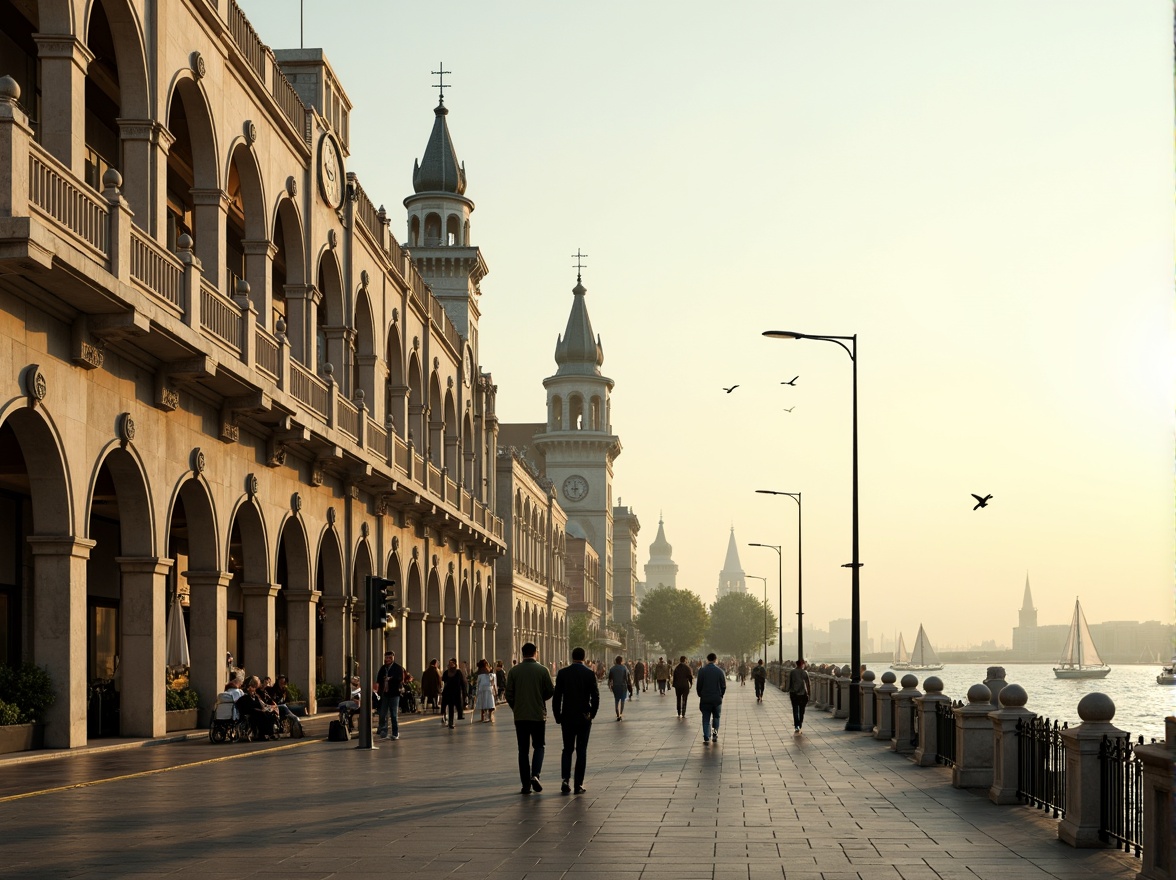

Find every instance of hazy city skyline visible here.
[241,1,1173,650]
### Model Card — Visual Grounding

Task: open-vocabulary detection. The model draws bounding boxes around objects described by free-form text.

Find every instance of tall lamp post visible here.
[763,329,863,732]
[745,574,769,661]
[748,543,782,666]
[756,489,803,661]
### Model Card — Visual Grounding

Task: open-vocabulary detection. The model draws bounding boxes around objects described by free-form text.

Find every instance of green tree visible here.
[707,593,778,660]
[635,586,709,659]
[567,612,605,656]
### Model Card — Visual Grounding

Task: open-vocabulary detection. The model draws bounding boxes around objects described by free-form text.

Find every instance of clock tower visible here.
[532,272,622,628]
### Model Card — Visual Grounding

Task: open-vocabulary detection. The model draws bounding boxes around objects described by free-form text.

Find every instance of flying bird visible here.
[783,407,795,412]
[971,494,992,510]
[781,377,799,386]
[722,385,740,393]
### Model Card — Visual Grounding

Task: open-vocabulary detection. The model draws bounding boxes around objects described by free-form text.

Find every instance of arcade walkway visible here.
[0,680,1139,879]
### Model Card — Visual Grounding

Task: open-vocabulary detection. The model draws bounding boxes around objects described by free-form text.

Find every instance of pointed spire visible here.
[649,515,673,559]
[412,79,466,195]
[553,273,604,376]
[721,527,743,573]
[1020,573,1034,612]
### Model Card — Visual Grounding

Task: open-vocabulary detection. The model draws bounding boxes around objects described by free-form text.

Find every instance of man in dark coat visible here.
[671,655,694,718]
[375,651,404,739]
[695,652,727,744]
[552,646,600,794]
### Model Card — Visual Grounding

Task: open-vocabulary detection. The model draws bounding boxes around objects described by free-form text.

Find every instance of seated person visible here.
[337,676,363,731]
[235,675,279,739]
[265,674,298,723]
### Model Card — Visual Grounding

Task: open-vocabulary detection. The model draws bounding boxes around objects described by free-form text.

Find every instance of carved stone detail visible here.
[245,474,259,497]
[360,521,369,538]
[24,364,46,404]
[190,51,206,79]
[191,447,206,475]
[266,438,286,468]
[243,120,257,145]
[327,228,338,249]
[291,492,303,512]
[326,506,337,525]
[220,415,239,443]
[311,460,325,487]
[117,412,136,444]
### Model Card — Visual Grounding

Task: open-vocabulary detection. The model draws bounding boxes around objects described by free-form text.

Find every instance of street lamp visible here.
[748,543,782,666]
[745,574,769,661]
[756,489,803,661]
[763,329,863,732]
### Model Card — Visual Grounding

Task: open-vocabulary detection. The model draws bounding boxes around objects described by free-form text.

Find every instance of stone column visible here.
[189,187,228,288]
[425,614,442,666]
[283,283,318,366]
[323,327,354,396]
[284,589,319,715]
[443,616,458,661]
[874,671,897,741]
[834,665,853,719]
[1058,693,1126,848]
[33,35,91,175]
[405,611,425,676]
[989,683,1035,804]
[1133,717,1174,880]
[27,536,95,748]
[0,77,33,222]
[319,595,349,691]
[860,669,876,732]
[116,119,171,233]
[913,675,950,766]
[953,683,996,789]
[891,673,922,754]
[383,609,406,665]
[185,570,231,726]
[240,582,279,678]
[116,556,174,737]
[242,239,276,326]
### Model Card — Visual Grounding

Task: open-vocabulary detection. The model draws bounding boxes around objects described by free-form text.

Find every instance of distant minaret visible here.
[643,515,678,589]
[716,528,747,598]
[1014,574,1039,658]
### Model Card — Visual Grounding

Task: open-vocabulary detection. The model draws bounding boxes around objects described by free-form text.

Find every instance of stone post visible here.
[233,279,257,369]
[891,673,922,754]
[102,169,134,285]
[1058,693,1125,848]
[989,683,1035,804]
[913,675,950,765]
[953,683,995,789]
[284,588,319,715]
[404,612,425,677]
[33,34,91,175]
[177,233,203,330]
[859,669,876,732]
[983,665,1008,711]
[834,665,852,719]
[0,76,33,219]
[241,582,280,678]
[185,570,231,726]
[319,594,349,693]
[116,556,173,737]
[874,670,897,741]
[1133,716,1175,880]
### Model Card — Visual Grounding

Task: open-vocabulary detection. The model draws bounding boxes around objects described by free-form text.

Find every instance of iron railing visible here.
[1017,716,1067,818]
[1099,733,1148,858]
[936,699,960,767]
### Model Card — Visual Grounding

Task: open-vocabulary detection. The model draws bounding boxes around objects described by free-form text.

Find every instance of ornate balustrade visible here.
[28,142,108,257]
[130,227,183,310]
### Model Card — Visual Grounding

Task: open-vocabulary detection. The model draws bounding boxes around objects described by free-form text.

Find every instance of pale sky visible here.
[240,1,1174,650]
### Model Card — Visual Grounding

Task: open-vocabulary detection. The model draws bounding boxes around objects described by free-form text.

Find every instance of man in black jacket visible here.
[376,651,404,739]
[552,646,600,794]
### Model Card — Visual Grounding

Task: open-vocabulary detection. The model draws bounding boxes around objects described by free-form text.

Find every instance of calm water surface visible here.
[871,663,1175,742]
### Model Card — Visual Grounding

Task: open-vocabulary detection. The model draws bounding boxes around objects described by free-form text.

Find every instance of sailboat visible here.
[1157,658,1176,686]
[890,633,911,670]
[906,624,944,671]
[1053,598,1110,679]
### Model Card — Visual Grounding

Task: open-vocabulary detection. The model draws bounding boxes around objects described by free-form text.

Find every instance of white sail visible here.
[894,633,910,666]
[1054,598,1110,679]
[909,624,942,669]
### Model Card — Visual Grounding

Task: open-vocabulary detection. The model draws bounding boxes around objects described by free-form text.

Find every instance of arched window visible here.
[550,395,563,431]
[424,212,441,246]
[446,214,461,246]
[409,215,420,247]
[84,2,120,191]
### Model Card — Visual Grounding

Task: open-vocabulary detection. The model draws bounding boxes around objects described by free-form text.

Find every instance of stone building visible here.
[643,516,678,591]
[0,0,504,747]
[716,527,746,597]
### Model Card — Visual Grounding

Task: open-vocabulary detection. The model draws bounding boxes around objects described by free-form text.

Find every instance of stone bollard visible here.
[983,666,1007,710]
[860,670,876,732]
[1058,693,1125,848]
[1133,716,1175,880]
[834,665,852,719]
[988,682,1034,804]
[874,671,897,741]
[952,683,995,789]
[817,665,832,710]
[891,673,921,753]
[913,675,951,766]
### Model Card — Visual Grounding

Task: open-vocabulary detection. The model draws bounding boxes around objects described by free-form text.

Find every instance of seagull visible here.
[971,494,992,510]
[781,377,799,386]
[783,407,795,412]
[722,385,740,394]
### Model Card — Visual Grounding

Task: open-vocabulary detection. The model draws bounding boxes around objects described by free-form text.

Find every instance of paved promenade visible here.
[0,679,1140,879]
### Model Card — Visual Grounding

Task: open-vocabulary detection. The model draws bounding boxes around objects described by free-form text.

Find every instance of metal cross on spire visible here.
[571,248,589,283]
[432,62,451,105]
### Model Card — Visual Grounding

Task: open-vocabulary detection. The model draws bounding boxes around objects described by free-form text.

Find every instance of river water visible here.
[871,662,1174,742]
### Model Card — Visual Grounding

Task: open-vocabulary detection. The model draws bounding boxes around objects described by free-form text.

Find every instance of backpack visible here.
[328,719,350,741]
[288,717,305,739]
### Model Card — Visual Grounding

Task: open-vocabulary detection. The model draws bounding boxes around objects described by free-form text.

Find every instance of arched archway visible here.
[353,288,376,407]
[425,568,442,663]
[316,528,345,692]
[404,560,424,674]
[274,516,313,706]
[224,498,268,680]
[442,390,458,474]
[226,141,268,306]
[316,251,346,381]
[270,196,306,335]
[165,76,220,275]
[427,372,443,466]
[385,321,406,437]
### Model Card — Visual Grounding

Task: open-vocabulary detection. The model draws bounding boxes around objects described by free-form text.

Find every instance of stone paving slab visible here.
[0,682,1144,879]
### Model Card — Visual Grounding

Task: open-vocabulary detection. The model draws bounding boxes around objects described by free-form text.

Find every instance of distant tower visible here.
[643,515,679,589]
[1013,574,1039,658]
[716,528,747,598]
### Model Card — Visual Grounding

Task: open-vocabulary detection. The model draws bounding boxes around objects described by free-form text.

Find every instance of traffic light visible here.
[365,575,397,630]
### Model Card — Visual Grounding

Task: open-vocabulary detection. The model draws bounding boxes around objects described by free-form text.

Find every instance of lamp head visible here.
[763,330,804,339]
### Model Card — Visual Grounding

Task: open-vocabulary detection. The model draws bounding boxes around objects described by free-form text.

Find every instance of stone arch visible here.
[405,559,423,611]
[445,213,461,245]
[316,249,345,379]
[427,370,442,465]
[88,443,154,557]
[386,550,403,596]
[442,388,458,473]
[0,401,73,535]
[315,525,344,598]
[352,537,373,594]
[272,514,310,682]
[353,287,375,406]
[315,525,345,689]
[225,497,268,585]
[423,211,441,245]
[165,475,219,573]
[270,196,305,333]
[164,74,220,274]
[461,410,473,486]
[225,140,267,306]
[406,352,424,444]
[385,319,405,437]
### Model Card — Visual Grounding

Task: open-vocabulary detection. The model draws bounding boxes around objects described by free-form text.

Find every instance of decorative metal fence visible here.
[936,699,960,767]
[1017,716,1067,818]
[1099,734,1148,858]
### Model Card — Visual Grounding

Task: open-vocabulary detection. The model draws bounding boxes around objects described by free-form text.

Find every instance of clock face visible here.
[562,475,589,502]
[319,134,343,209]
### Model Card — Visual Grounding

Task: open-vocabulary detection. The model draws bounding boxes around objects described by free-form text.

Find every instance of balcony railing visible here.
[255,325,280,379]
[200,280,242,352]
[289,361,329,420]
[228,0,266,83]
[336,395,359,442]
[130,227,183,310]
[28,143,108,257]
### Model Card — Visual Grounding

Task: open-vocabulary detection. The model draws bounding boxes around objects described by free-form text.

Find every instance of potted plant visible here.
[316,681,342,708]
[0,662,55,754]
[165,684,200,731]
[284,682,308,716]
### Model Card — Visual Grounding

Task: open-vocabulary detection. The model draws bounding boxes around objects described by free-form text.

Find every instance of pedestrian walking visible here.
[421,659,441,714]
[607,655,633,720]
[737,660,749,685]
[375,651,404,740]
[494,660,507,703]
[505,642,554,795]
[632,658,647,695]
[787,658,811,733]
[695,652,726,744]
[440,658,467,728]
[552,645,600,794]
[475,658,498,723]
[653,657,670,695]
[751,658,767,703]
[672,655,694,717]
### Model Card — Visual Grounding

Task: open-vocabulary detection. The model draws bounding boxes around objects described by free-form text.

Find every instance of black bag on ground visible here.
[288,717,305,739]
[328,719,350,741]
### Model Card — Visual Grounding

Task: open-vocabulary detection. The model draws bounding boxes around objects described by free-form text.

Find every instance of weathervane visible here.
[431,62,451,105]
[571,248,589,283]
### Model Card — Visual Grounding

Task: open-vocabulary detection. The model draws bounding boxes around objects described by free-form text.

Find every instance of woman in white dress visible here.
[475,658,497,723]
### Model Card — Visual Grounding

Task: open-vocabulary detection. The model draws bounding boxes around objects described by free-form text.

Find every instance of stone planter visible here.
[165,708,199,732]
[0,722,45,755]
